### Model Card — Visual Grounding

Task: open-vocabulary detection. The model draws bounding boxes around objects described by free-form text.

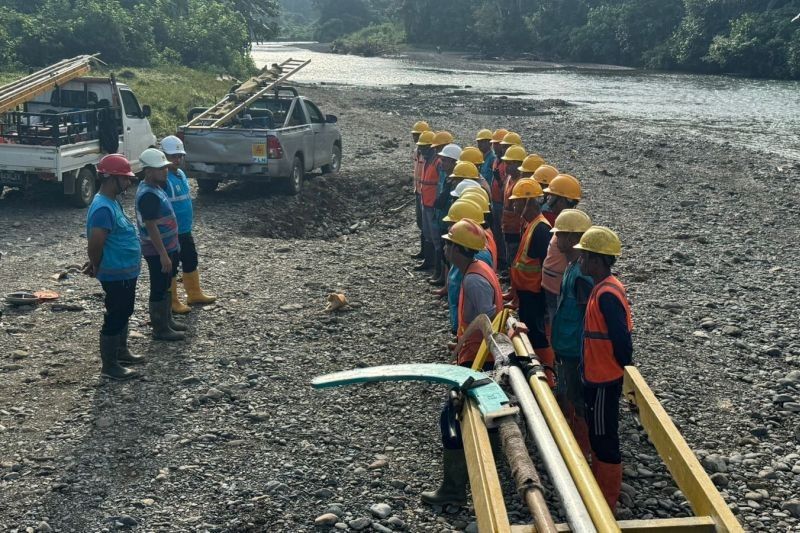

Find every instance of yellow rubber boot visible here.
[184,270,217,305]
[171,278,191,314]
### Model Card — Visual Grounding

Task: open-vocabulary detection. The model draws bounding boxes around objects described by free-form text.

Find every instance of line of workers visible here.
[409,122,633,514]
[83,137,216,381]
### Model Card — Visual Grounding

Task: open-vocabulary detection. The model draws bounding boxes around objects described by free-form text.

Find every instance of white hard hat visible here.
[438,143,462,161]
[140,148,169,168]
[160,135,186,155]
[451,179,481,198]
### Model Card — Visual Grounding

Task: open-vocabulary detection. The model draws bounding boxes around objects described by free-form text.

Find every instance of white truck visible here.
[0,58,157,207]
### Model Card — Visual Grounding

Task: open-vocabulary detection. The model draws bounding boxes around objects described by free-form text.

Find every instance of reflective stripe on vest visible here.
[448,249,494,335]
[86,194,141,282]
[582,276,633,385]
[510,214,550,292]
[167,169,193,235]
[501,176,523,233]
[420,158,441,207]
[551,261,593,359]
[457,260,503,367]
[542,233,568,295]
[135,182,180,256]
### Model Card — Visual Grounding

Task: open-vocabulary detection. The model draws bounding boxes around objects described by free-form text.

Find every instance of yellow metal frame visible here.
[0,63,92,113]
[511,516,717,532]
[622,368,743,533]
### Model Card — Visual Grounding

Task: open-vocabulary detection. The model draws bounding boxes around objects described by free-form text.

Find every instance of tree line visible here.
[291,0,800,79]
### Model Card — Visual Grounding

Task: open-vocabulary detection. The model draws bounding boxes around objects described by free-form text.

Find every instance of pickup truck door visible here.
[118,87,155,169]
[287,99,315,171]
[303,99,330,168]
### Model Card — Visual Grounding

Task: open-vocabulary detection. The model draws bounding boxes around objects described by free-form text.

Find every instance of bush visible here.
[331,22,405,57]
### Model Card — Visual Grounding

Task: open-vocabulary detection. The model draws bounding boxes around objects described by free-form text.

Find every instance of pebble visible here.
[721,325,743,337]
[205,387,224,399]
[314,513,338,526]
[314,487,334,499]
[368,459,388,470]
[782,500,800,518]
[36,522,52,533]
[710,473,729,488]
[386,516,406,530]
[348,517,371,530]
[702,453,727,473]
[370,503,392,519]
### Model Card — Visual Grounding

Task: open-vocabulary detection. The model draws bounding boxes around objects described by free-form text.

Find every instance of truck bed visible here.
[0,139,103,176]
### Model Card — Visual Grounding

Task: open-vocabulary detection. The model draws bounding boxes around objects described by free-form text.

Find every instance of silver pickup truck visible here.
[178,87,341,194]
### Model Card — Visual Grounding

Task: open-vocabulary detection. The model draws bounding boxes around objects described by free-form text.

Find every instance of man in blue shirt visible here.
[85,154,143,380]
[160,136,216,314]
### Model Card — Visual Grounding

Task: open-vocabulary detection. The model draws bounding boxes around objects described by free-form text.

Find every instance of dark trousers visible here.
[177,232,199,273]
[415,193,423,231]
[504,232,521,268]
[517,290,549,349]
[100,278,137,336]
[145,252,180,302]
[585,382,622,464]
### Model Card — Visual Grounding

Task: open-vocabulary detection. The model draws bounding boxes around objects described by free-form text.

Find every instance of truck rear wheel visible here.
[281,156,304,195]
[72,168,96,208]
[197,179,219,194]
[321,144,341,175]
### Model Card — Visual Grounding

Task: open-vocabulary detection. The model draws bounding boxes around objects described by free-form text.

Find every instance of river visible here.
[253,42,800,160]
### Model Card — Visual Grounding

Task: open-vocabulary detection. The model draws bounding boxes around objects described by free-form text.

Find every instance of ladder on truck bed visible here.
[185,57,310,129]
[0,54,101,114]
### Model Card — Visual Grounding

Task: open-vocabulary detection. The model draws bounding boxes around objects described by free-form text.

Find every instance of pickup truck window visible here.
[306,101,325,124]
[288,101,308,126]
[120,90,142,119]
[51,88,100,109]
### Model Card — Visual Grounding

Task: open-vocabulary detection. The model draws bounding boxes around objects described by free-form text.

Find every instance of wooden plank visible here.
[461,398,511,533]
[471,309,509,371]
[622,367,743,533]
[0,63,92,113]
[511,516,717,532]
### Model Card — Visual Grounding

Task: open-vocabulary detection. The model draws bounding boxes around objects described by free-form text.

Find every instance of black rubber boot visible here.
[150,300,185,341]
[413,241,434,271]
[429,251,446,286]
[117,326,146,365]
[100,334,138,380]
[165,292,188,332]
[410,234,425,259]
[421,448,468,506]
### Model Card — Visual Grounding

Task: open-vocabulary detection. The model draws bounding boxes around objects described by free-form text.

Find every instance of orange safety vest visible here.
[501,176,523,234]
[510,214,550,292]
[420,157,441,208]
[583,276,633,385]
[485,228,498,272]
[457,260,503,366]
[542,234,568,295]
[491,160,506,203]
[413,150,425,193]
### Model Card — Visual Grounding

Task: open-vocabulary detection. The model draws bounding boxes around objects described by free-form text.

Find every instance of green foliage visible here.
[332,22,405,56]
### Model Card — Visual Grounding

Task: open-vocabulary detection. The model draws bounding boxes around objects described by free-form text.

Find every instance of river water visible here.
[253,42,800,160]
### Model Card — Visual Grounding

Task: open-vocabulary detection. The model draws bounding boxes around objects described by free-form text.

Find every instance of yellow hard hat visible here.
[574,226,621,256]
[533,165,559,185]
[416,131,435,146]
[501,144,527,162]
[443,198,485,224]
[509,178,543,200]
[460,190,491,213]
[459,147,484,165]
[475,129,493,141]
[442,219,486,251]
[491,128,509,142]
[431,131,454,148]
[450,161,480,180]
[544,174,582,201]
[519,154,545,174]
[411,121,430,134]
[501,132,522,146]
[551,209,592,234]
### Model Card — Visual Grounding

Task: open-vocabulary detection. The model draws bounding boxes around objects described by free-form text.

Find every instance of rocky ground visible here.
[1,82,799,533]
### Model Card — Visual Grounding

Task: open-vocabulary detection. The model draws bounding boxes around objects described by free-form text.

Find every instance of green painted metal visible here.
[312,363,511,419]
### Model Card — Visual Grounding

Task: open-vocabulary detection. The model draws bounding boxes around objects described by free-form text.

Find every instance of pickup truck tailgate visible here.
[184,129,269,165]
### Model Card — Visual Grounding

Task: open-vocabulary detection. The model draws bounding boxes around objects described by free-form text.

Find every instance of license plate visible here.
[251,143,267,163]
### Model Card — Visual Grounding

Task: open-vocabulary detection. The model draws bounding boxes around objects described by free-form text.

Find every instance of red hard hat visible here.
[97,154,135,177]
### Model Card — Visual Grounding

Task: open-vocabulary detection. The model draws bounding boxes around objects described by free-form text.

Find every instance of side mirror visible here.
[325,114,338,124]
[142,105,152,118]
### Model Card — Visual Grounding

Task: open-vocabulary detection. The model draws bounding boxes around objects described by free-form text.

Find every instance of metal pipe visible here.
[507,318,620,532]
[498,417,558,533]
[507,366,598,533]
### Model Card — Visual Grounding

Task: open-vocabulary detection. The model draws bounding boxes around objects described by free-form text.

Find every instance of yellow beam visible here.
[511,516,717,532]
[622,367,743,533]
[461,398,511,533]
[471,309,510,371]
[0,64,91,113]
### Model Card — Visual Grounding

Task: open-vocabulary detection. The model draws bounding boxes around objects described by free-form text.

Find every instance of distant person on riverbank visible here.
[135,148,186,342]
[84,154,143,381]
[411,121,431,261]
[161,135,217,314]
[574,225,633,512]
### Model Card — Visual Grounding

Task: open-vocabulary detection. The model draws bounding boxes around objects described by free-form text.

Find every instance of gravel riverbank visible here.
[1,82,799,532]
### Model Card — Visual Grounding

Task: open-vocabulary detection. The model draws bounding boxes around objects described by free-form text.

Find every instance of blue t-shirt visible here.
[88,207,114,232]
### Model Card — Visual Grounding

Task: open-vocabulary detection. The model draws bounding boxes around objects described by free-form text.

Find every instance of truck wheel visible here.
[282,156,304,195]
[197,179,219,194]
[72,168,96,208]
[321,144,342,175]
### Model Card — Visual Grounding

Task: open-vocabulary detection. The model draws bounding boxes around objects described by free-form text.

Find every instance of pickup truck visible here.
[0,76,157,206]
[178,86,341,194]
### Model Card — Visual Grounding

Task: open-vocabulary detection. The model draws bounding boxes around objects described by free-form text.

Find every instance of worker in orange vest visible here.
[499,142,526,270]
[411,121,431,260]
[508,178,556,386]
[415,130,438,272]
[421,219,502,508]
[489,128,509,273]
[542,174,582,331]
[574,226,633,512]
